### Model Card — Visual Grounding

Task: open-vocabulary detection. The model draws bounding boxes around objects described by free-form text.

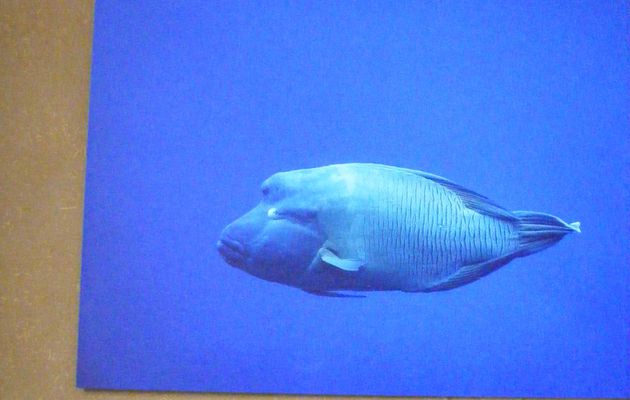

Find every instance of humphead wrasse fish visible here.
[217,163,580,296]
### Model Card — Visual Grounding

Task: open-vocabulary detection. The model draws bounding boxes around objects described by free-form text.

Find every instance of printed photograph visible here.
[77,1,629,397]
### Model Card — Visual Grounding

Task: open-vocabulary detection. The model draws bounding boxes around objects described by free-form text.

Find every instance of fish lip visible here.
[216,237,247,267]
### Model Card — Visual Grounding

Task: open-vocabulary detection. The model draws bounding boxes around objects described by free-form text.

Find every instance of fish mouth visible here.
[216,237,247,267]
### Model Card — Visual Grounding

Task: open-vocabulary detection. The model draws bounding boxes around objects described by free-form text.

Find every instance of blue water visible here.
[78,1,629,397]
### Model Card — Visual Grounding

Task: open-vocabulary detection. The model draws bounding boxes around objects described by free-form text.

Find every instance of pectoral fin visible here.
[319,247,364,272]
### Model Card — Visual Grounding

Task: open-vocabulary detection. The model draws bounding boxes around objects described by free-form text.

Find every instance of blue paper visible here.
[77,1,630,396]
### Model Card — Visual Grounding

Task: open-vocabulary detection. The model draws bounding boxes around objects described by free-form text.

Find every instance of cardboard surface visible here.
[3,2,627,399]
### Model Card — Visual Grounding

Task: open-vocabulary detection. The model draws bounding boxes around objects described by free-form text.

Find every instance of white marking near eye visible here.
[267,207,279,218]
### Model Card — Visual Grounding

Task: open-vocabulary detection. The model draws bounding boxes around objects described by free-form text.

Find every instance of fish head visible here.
[217,168,332,287]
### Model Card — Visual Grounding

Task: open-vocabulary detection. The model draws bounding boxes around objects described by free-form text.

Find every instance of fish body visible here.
[217,163,580,295]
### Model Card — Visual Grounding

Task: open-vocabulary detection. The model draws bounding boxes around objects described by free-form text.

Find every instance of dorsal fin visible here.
[417,171,516,221]
[361,164,517,222]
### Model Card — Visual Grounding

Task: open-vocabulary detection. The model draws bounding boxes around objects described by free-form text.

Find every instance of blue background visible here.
[78,1,629,397]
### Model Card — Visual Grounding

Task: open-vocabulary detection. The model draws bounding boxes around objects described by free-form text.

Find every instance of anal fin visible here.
[424,254,517,292]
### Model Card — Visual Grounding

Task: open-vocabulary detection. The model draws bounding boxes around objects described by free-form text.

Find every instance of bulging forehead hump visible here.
[265,166,328,189]
[262,165,353,205]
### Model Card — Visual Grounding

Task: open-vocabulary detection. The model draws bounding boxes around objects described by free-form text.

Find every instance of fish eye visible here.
[261,182,272,197]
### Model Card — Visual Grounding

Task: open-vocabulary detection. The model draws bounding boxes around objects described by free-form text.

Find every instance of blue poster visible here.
[77,1,629,397]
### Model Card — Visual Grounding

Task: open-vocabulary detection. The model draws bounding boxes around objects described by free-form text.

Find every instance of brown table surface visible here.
[0,2,462,399]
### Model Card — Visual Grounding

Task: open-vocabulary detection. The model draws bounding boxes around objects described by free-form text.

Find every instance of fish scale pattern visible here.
[361,169,516,290]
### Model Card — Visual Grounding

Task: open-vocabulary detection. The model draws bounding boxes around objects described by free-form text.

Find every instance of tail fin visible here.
[513,211,581,257]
